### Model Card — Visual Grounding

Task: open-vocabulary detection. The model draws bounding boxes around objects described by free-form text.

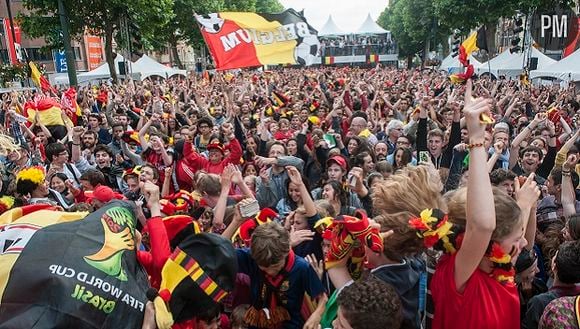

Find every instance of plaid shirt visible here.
[536,195,580,231]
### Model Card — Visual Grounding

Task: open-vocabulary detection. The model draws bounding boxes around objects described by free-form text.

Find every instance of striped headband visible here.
[160,247,228,303]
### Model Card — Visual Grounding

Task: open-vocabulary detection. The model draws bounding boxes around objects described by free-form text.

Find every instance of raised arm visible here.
[514,172,541,252]
[561,154,578,218]
[138,114,155,152]
[214,164,235,229]
[231,165,254,198]
[286,166,316,217]
[511,113,545,150]
[71,126,85,163]
[555,129,580,168]
[454,81,496,292]
[487,141,505,172]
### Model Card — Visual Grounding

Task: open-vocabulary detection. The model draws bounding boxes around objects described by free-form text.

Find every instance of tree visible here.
[223,0,256,11]
[20,0,173,83]
[255,0,284,13]
[431,0,573,54]
[378,0,449,67]
[152,0,225,69]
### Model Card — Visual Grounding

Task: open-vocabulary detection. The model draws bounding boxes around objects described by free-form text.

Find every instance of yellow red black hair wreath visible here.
[16,166,46,186]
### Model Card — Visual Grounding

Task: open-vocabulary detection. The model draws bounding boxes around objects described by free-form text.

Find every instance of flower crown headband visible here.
[16,166,46,186]
[409,208,515,285]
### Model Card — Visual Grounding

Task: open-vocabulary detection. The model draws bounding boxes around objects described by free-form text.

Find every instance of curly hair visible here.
[538,220,565,276]
[338,276,403,329]
[372,165,445,261]
[372,165,522,261]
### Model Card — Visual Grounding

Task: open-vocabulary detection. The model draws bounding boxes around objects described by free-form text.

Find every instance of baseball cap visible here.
[206,142,224,153]
[327,155,347,171]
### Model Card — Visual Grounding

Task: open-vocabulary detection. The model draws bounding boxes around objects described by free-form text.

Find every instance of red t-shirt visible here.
[143,148,169,183]
[431,253,520,329]
[273,130,295,142]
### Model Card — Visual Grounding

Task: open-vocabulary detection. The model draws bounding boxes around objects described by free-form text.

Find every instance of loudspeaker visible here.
[118,61,126,75]
[529,57,538,70]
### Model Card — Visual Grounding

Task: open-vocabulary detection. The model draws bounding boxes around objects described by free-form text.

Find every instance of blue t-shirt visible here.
[236,248,325,329]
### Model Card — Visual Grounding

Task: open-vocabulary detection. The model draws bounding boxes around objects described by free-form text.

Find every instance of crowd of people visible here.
[319,37,397,57]
[1,63,579,329]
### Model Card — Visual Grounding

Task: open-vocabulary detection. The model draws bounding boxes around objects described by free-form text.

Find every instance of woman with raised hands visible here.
[365,81,541,329]
[427,81,541,329]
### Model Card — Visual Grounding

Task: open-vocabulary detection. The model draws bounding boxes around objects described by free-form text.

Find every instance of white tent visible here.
[52,54,187,85]
[356,13,389,35]
[53,54,136,85]
[77,54,138,83]
[439,53,482,73]
[132,55,187,80]
[318,15,346,37]
[476,48,556,79]
[530,48,580,81]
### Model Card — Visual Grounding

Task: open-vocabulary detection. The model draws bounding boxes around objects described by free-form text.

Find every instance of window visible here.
[24,48,51,61]
[0,50,8,63]
[73,47,82,60]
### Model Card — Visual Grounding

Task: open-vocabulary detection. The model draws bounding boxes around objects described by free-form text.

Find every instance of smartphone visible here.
[419,151,430,164]
[347,173,357,188]
[239,199,260,218]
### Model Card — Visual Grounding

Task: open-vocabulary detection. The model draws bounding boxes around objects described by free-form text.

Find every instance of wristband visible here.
[467,142,485,149]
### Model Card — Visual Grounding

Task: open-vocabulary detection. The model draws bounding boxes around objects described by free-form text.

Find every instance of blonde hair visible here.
[315,199,335,217]
[295,206,306,216]
[372,166,445,260]
[0,134,20,155]
[445,186,521,241]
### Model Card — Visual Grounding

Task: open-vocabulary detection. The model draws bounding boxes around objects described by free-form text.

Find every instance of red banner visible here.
[84,35,103,70]
[3,18,21,64]
[563,18,580,58]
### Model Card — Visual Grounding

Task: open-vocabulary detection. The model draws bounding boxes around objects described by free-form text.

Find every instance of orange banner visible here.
[84,35,103,70]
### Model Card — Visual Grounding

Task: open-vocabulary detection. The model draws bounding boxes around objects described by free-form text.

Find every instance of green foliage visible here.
[432,0,574,32]
[20,0,173,43]
[19,0,174,82]
[0,63,28,86]
[223,0,256,11]
[433,0,518,31]
[255,0,285,13]
[378,0,450,61]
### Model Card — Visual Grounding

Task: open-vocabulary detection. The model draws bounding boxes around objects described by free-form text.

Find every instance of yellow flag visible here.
[461,32,478,57]
[29,61,42,88]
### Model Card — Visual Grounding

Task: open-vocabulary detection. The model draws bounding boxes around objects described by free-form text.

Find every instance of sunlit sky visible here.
[278,0,389,33]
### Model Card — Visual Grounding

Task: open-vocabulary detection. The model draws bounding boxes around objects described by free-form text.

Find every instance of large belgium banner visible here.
[0,201,149,328]
[195,8,320,70]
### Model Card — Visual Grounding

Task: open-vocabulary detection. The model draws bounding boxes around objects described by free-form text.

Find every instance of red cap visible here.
[327,155,347,171]
[86,185,123,203]
[207,142,225,153]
